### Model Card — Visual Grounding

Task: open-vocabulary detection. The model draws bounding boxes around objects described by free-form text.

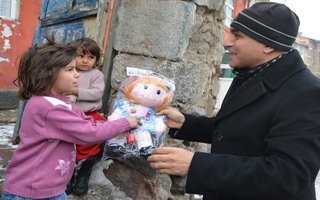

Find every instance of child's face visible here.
[50,59,79,96]
[76,49,97,71]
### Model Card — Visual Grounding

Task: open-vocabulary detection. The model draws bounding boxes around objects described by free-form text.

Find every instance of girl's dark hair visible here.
[70,38,101,67]
[15,37,77,100]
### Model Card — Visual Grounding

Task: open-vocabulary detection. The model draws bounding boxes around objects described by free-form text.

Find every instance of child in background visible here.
[1,38,139,200]
[66,38,107,196]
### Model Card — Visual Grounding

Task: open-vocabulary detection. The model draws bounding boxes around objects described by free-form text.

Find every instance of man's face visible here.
[228,30,267,69]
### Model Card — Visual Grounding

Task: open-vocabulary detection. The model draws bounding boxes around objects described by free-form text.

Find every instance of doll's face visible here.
[130,82,167,107]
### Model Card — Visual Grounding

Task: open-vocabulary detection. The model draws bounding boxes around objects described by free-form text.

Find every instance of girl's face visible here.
[50,59,79,96]
[75,49,97,71]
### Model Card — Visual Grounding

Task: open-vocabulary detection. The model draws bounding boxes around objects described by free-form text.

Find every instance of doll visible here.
[106,75,175,157]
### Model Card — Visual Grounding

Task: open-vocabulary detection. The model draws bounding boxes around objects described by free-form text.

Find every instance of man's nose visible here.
[224,34,235,47]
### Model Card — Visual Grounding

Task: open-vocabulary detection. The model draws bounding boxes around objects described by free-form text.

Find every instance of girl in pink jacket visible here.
[2,38,139,200]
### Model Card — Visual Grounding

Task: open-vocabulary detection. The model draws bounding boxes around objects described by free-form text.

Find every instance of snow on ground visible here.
[316,172,320,199]
[0,123,319,199]
[0,123,18,148]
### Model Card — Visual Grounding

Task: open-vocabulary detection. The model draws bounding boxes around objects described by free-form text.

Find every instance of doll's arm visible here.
[154,116,167,134]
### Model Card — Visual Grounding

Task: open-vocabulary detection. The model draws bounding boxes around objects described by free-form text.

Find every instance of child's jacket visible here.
[3,95,130,198]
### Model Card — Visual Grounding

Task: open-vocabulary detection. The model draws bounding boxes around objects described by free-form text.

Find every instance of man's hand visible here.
[148,147,194,176]
[157,107,185,129]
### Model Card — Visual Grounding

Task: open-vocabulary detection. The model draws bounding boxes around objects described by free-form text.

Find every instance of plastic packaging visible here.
[103,70,175,158]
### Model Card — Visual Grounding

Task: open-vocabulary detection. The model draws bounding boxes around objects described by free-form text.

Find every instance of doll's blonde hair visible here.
[124,77,172,112]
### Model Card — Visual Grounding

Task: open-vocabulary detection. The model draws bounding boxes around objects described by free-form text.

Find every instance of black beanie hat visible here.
[230,2,300,51]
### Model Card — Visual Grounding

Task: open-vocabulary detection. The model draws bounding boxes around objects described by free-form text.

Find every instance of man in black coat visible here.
[148,2,320,200]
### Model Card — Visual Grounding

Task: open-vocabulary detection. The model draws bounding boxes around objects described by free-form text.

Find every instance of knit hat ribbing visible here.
[230,2,300,51]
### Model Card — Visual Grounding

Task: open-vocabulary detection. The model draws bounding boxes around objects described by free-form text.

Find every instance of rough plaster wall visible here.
[0,0,42,109]
[0,23,13,64]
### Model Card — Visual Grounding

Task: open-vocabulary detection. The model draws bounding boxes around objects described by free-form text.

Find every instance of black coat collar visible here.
[262,49,306,91]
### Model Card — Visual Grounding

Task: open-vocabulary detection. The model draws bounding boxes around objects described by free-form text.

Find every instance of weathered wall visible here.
[100,0,225,199]
[111,0,224,116]
[0,1,42,108]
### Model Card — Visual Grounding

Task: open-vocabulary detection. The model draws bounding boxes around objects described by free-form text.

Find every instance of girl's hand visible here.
[157,107,185,129]
[126,116,141,128]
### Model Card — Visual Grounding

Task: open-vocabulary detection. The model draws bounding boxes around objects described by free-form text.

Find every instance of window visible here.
[224,0,234,27]
[216,49,234,109]
[0,0,17,19]
[220,49,236,79]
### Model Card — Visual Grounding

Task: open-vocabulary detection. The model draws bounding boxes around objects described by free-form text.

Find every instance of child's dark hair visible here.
[70,38,101,67]
[15,38,77,100]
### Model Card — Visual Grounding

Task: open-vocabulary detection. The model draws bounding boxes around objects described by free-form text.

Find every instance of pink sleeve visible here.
[45,106,131,144]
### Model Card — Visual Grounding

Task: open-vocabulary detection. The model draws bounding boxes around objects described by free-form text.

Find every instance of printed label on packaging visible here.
[127,67,154,77]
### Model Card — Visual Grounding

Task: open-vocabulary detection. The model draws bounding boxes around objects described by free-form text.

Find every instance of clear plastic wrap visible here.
[103,70,175,158]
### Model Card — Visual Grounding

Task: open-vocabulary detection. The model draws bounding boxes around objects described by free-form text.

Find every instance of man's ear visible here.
[263,46,276,54]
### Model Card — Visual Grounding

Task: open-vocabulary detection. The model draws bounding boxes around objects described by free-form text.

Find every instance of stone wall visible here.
[101,0,225,199]
[111,0,224,116]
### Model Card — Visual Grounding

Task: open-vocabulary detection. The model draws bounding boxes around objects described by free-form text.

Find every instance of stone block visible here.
[115,0,196,61]
[194,0,224,11]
